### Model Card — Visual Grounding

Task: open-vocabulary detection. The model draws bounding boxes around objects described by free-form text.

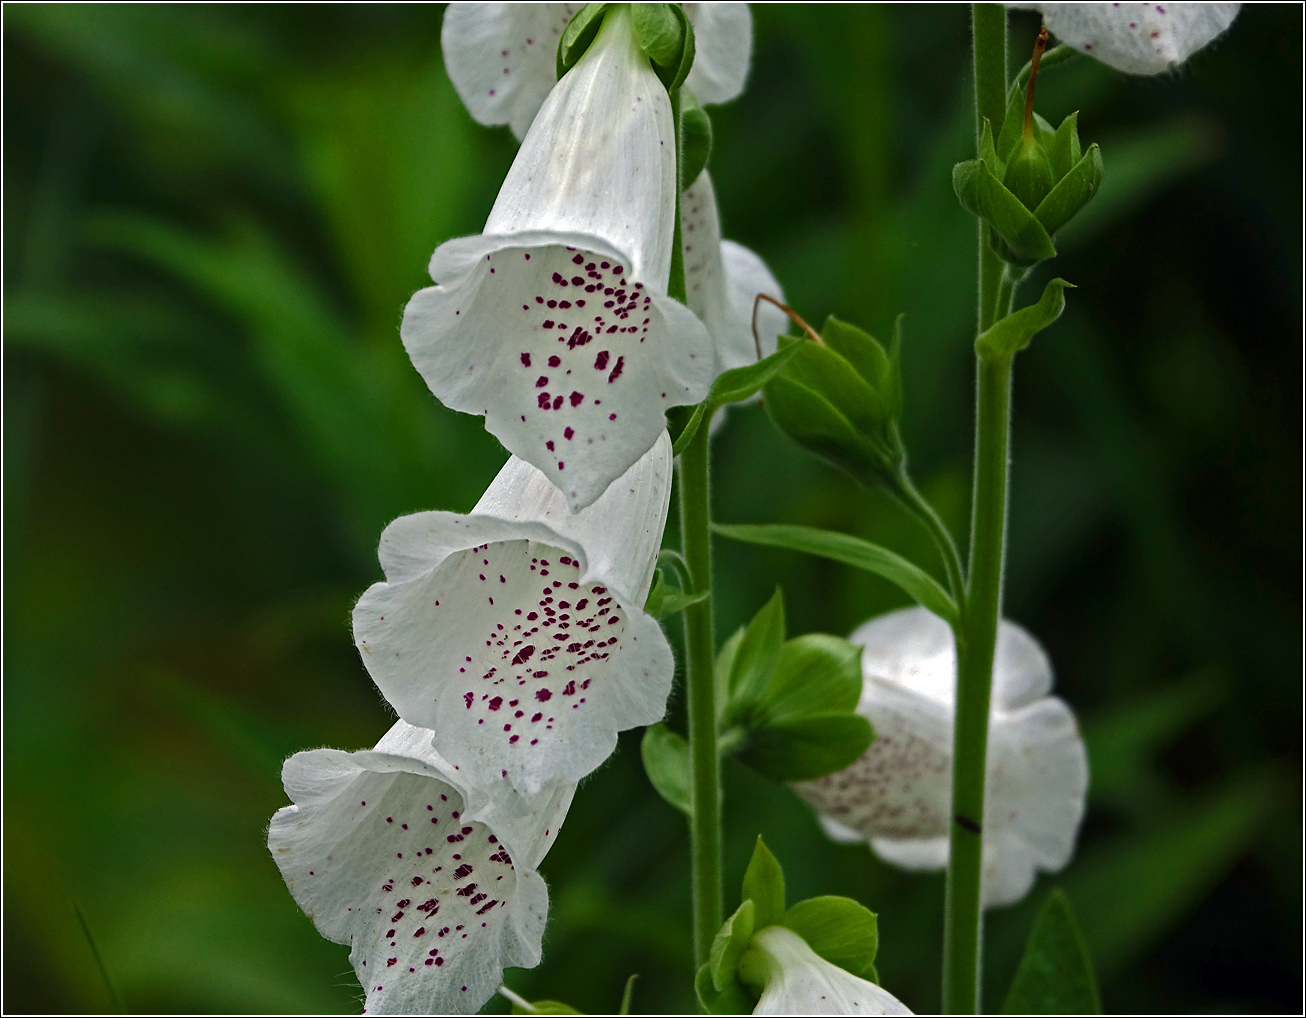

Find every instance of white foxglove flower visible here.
[354,432,675,795]
[406,5,712,509]
[268,720,575,1016]
[795,606,1088,909]
[1008,3,1240,75]
[443,2,753,141]
[682,169,788,380]
[743,926,914,1016]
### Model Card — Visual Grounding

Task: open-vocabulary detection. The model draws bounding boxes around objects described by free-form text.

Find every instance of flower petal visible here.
[748,926,914,1016]
[683,2,754,105]
[353,442,675,794]
[442,3,583,140]
[1008,2,1241,75]
[269,722,564,1015]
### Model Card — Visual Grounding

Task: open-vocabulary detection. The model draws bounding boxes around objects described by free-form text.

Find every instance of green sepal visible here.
[680,98,713,186]
[556,3,609,79]
[640,723,691,816]
[976,278,1074,361]
[995,86,1026,164]
[783,896,880,983]
[1048,111,1082,182]
[713,626,744,726]
[737,712,874,782]
[709,900,756,991]
[643,568,709,619]
[763,372,888,487]
[741,836,786,928]
[510,999,584,1015]
[672,340,805,455]
[978,118,1001,176]
[632,2,695,91]
[820,315,900,416]
[953,157,1058,266]
[1034,143,1103,237]
[1002,134,1056,213]
[725,588,786,715]
[1002,889,1102,1014]
[748,633,863,727]
[695,962,757,1015]
[1033,111,1057,151]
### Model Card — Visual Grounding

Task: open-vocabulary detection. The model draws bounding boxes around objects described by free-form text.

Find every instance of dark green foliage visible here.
[1003,890,1101,1014]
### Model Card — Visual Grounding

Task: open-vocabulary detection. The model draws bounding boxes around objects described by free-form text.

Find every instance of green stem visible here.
[892,464,966,603]
[943,7,1010,1014]
[679,417,720,969]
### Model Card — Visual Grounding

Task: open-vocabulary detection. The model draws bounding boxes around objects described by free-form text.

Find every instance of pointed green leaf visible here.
[710,900,756,991]
[1002,890,1101,1014]
[783,896,880,982]
[820,316,893,396]
[643,569,709,619]
[741,836,786,929]
[557,3,609,79]
[1049,111,1082,182]
[714,626,745,726]
[976,278,1074,361]
[726,589,786,714]
[618,974,638,1015]
[712,523,959,626]
[751,633,863,725]
[738,712,874,782]
[640,723,691,816]
[995,84,1026,163]
[708,336,806,411]
[669,400,707,456]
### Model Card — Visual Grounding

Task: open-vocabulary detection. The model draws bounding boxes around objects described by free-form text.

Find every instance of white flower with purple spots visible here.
[353,432,674,795]
[442,2,754,141]
[795,606,1088,909]
[1009,2,1241,75]
[405,4,713,510]
[742,926,914,1016]
[681,169,788,382]
[268,719,575,1016]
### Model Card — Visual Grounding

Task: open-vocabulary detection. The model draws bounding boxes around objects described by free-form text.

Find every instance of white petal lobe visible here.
[1008,2,1240,75]
[749,926,914,1015]
[683,2,754,104]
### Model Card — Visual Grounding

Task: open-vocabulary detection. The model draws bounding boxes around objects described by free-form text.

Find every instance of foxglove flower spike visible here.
[796,606,1088,908]
[354,433,675,795]
[268,720,574,1016]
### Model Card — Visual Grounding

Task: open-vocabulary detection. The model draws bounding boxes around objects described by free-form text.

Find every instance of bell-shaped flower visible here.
[681,169,789,381]
[795,606,1088,909]
[268,719,575,1016]
[741,926,914,1016]
[1008,2,1240,75]
[442,2,754,141]
[353,432,675,795]
[406,4,712,509]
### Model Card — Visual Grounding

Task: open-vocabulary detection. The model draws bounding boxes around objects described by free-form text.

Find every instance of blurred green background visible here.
[4,4,1300,1014]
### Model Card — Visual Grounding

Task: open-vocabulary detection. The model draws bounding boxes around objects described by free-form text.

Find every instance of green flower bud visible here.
[1003,132,1056,213]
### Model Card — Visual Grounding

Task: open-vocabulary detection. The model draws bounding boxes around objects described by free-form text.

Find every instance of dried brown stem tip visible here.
[1024,25,1049,138]
[752,292,823,360]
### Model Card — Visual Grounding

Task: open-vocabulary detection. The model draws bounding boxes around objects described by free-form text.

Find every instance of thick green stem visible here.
[943,7,1010,1014]
[679,418,720,969]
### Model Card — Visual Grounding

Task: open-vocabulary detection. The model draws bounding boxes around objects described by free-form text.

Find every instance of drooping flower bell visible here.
[742,926,914,1016]
[681,169,789,381]
[268,720,575,1016]
[405,4,713,509]
[353,432,675,795]
[795,606,1088,909]
[1008,2,1241,75]
[442,2,754,141]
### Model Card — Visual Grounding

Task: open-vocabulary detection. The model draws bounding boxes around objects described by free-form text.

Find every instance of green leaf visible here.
[643,569,709,619]
[750,634,863,726]
[1002,890,1101,1015]
[738,712,874,782]
[1034,144,1104,236]
[669,400,707,456]
[557,3,609,79]
[695,963,757,1015]
[713,627,744,726]
[681,103,713,187]
[953,157,1057,266]
[618,974,638,1015]
[995,85,1026,164]
[640,723,691,816]
[820,316,894,396]
[783,896,879,983]
[976,278,1074,361]
[712,523,959,625]
[673,341,806,455]
[762,372,890,488]
[709,900,755,991]
[741,836,786,929]
[1049,111,1082,182]
[726,589,786,714]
